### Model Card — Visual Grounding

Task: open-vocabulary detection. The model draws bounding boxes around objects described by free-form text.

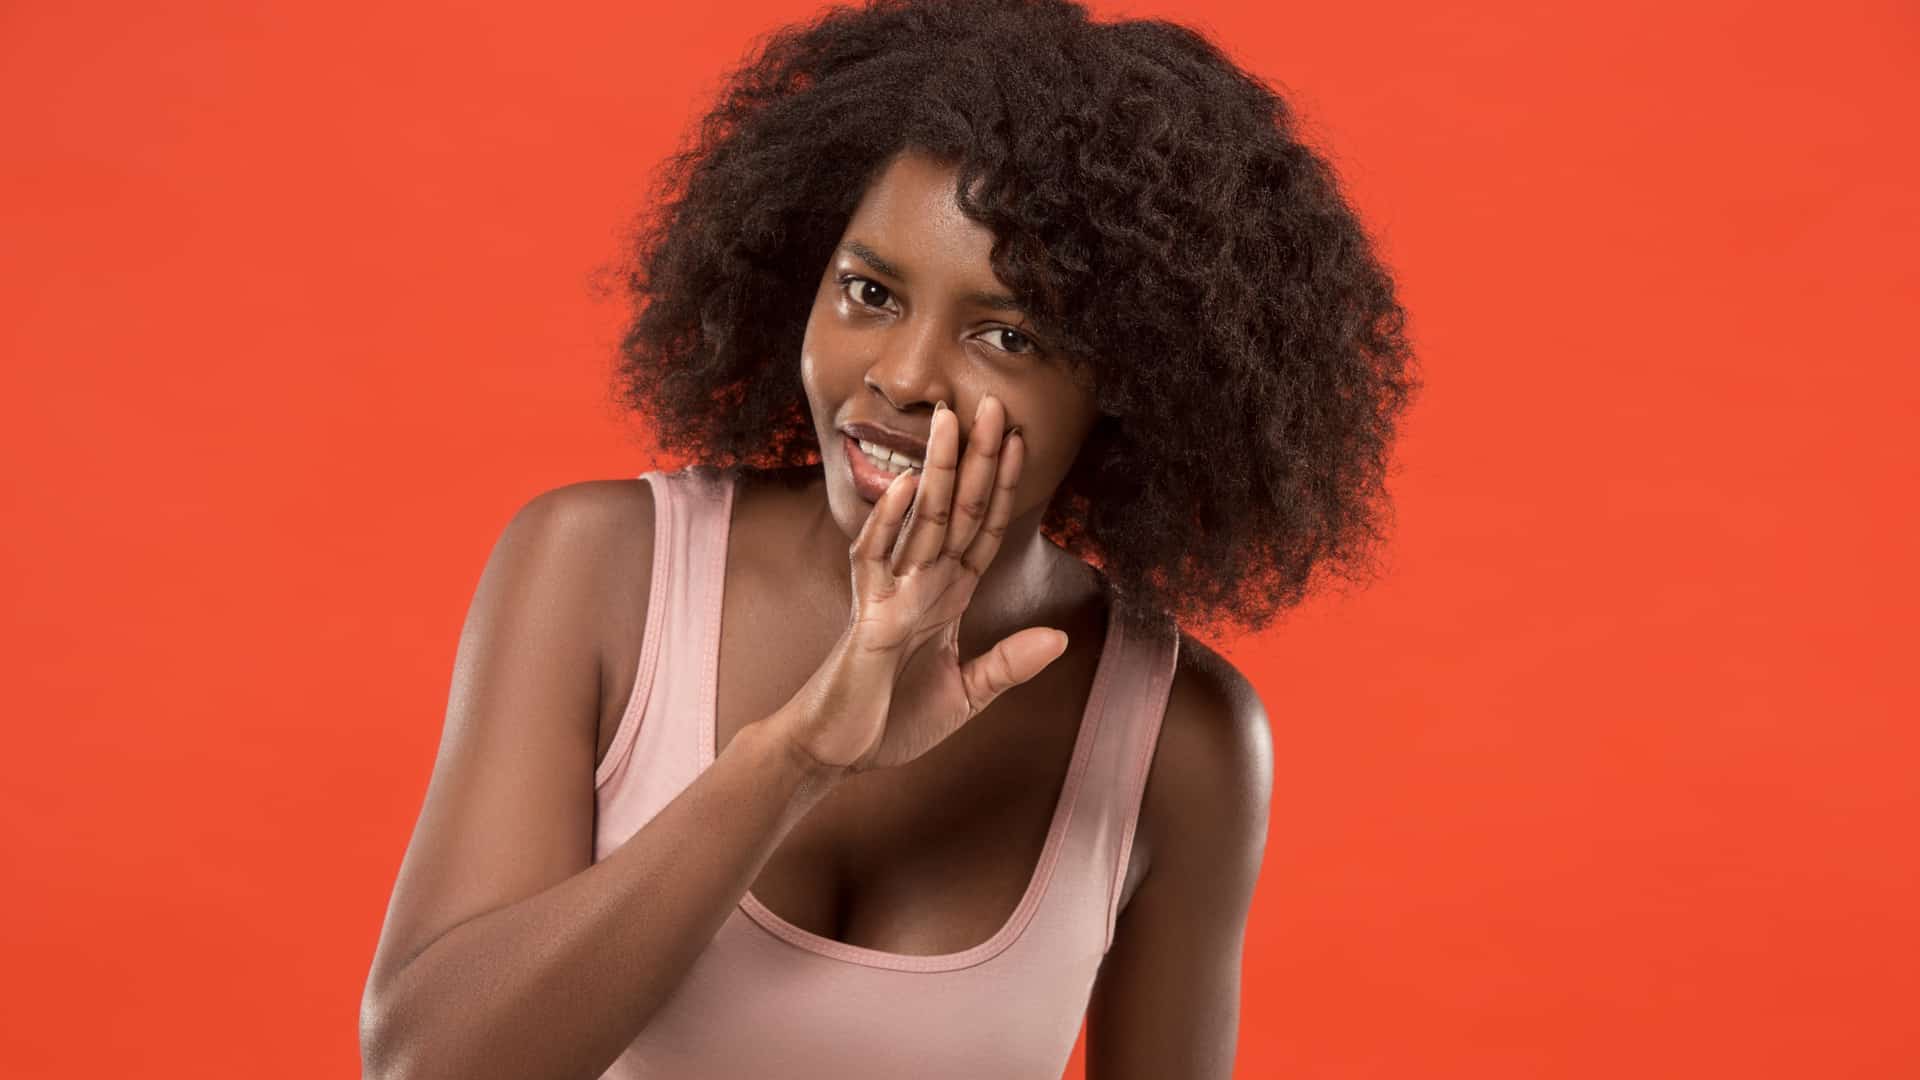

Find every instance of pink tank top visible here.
[592,464,1180,1079]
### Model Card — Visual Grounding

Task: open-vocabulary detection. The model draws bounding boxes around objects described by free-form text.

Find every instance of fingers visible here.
[941,396,1009,563]
[851,464,919,583]
[895,400,963,574]
[959,424,1024,580]
[959,626,1070,714]
[898,393,1010,575]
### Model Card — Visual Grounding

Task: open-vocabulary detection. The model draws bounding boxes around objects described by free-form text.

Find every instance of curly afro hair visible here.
[604,0,1422,639]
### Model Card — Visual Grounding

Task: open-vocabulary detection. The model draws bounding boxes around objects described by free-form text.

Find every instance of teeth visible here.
[861,448,909,474]
[857,438,923,472]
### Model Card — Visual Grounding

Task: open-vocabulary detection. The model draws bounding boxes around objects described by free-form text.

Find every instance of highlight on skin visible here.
[601,0,1422,638]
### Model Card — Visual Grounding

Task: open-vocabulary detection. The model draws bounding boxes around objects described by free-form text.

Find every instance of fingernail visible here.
[1007,425,1023,441]
[934,400,948,415]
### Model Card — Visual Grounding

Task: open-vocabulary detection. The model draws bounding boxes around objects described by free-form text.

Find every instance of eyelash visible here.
[836,273,1042,357]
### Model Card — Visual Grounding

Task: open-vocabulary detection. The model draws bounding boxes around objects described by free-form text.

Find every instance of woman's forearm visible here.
[362,708,839,1080]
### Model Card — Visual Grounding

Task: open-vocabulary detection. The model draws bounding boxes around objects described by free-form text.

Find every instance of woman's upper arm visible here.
[361,480,654,1010]
[1085,641,1273,1080]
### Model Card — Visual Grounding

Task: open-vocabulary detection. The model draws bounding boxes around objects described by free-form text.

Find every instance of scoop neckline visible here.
[695,463,1124,973]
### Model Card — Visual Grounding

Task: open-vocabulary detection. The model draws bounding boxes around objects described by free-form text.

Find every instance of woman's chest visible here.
[593,560,1149,957]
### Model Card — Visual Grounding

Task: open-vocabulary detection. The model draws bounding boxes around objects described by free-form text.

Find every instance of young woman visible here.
[361,1,1418,1077]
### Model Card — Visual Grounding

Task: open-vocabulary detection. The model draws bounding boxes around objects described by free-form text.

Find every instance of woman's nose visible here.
[862,320,955,411]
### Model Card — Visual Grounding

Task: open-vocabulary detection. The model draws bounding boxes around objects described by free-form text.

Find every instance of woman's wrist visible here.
[744,706,850,801]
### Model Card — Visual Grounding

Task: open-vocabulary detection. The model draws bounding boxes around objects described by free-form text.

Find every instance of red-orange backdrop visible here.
[3,1,1915,1076]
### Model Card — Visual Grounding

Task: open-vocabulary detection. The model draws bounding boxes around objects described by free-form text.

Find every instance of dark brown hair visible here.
[602,0,1422,638]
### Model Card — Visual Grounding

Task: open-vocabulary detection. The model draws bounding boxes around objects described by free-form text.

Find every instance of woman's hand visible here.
[772,394,1070,777]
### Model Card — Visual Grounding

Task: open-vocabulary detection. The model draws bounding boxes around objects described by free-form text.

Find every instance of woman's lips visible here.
[844,432,913,503]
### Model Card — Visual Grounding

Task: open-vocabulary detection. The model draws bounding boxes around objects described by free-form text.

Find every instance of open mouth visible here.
[843,432,921,502]
[852,436,924,474]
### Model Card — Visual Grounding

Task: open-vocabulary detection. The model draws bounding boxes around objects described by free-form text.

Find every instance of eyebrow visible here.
[838,240,1026,313]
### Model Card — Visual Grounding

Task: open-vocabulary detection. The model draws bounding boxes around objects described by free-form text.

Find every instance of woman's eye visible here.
[839,274,892,310]
[986,327,1039,355]
[839,273,1041,357]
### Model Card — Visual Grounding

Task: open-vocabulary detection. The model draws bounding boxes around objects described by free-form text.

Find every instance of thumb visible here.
[960,627,1071,714]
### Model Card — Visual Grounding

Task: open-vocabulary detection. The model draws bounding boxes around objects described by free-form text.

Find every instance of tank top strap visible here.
[676,464,740,766]
[591,463,738,799]
[1058,598,1181,954]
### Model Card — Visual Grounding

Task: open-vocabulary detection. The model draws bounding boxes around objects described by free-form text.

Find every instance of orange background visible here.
[3,1,1915,1076]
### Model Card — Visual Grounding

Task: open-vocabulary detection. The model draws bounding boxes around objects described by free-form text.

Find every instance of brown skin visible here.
[642,469,1271,1079]
[361,151,1272,1078]
[797,149,1105,643]
[691,151,1271,1073]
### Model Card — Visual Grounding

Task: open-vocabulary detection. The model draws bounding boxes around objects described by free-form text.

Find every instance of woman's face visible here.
[801,150,1101,541]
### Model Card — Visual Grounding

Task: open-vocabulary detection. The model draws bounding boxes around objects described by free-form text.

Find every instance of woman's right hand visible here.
[770,394,1072,780]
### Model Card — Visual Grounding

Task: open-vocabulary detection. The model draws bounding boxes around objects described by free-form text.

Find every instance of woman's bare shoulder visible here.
[515,477,660,672]
[521,477,658,574]
[1140,631,1273,880]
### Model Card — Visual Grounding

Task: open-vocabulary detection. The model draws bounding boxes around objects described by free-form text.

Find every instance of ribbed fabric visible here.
[592,464,1180,1079]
